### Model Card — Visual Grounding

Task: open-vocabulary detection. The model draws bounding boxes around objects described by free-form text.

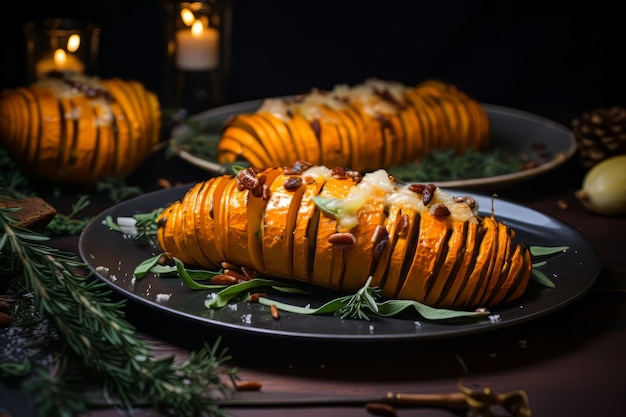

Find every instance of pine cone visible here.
[572,106,626,168]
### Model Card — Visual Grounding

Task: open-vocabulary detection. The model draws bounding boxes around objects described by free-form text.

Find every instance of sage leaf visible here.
[531,269,556,288]
[133,254,162,279]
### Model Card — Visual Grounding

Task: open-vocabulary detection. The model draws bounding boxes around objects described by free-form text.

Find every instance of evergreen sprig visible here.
[0,207,236,417]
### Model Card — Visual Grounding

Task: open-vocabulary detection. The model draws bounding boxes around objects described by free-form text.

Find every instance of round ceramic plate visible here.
[78,185,601,343]
[172,100,577,189]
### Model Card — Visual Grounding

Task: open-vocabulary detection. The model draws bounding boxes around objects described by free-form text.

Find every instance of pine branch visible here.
[1,207,236,417]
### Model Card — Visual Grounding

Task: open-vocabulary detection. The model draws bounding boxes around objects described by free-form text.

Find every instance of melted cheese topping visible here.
[256,78,411,122]
[302,166,479,231]
[34,74,114,127]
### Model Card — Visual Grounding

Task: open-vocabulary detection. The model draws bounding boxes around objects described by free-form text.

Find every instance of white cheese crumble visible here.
[301,166,478,231]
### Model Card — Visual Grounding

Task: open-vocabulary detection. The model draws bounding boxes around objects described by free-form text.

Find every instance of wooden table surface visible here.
[3,149,625,417]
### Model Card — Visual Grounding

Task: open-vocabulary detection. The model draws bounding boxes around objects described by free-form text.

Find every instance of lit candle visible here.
[35,48,85,79]
[175,19,219,71]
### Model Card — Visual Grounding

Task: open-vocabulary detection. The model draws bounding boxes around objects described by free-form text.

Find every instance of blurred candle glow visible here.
[67,34,81,52]
[180,8,195,26]
[175,18,219,70]
[35,47,85,78]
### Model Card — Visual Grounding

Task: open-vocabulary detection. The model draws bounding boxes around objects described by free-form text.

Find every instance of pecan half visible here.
[328,232,357,247]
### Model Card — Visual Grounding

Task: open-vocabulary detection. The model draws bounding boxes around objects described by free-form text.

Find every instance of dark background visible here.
[1,0,624,126]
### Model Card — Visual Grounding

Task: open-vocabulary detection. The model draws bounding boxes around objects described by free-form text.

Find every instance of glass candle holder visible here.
[162,0,232,113]
[23,18,101,82]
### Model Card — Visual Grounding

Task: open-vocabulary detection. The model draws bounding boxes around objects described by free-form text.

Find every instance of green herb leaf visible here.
[531,269,556,288]
[205,278,291,308]
[312,196,342,218]
[528,245,570,287]
[173,257,227,290]
[530,245,569,256]
[133,254,163,278]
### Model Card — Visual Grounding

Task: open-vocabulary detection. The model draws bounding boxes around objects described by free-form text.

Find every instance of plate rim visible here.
[173,100,577,189]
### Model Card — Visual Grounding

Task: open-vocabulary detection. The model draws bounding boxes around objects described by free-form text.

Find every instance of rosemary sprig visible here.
[388,147,524,182]
[44,194,92,236]
[0,207,236,417]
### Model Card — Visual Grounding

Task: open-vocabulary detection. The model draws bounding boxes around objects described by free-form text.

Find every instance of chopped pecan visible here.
[328,232,357,247]
[236,167,260,191]
[430,203,451,217]
[284,176,303,190]
[330,167,347,179]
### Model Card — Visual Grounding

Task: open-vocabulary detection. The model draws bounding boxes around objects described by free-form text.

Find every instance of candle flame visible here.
[180,8,195,26]
[191,20,204,37]
[67,34,81,53]
[53,49,68,67]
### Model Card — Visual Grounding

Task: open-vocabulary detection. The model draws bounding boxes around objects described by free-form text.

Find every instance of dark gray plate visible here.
[174,100,577,189]
[78,185,601,342]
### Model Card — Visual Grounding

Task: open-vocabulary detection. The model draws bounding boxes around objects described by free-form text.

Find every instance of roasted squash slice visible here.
[216,79,491,172]
[0,74,161,186]
[156,163,533,310]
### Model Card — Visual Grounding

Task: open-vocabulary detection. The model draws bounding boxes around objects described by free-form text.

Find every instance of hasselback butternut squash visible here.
[156,161,533,309]
[0,72,161,186]
[216,79,490,173]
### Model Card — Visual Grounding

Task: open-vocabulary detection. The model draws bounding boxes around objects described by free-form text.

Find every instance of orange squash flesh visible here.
[91,101,116,182]
[200,175,232,266]
[341,192,386,292]
[466,216,501,307]
[439,221,479,308]
[423,221,467,306]
[213,80,488,172]
[258,112,304,163]
[341,106,368,167]
[397,211,449,302]
[157,203,177,256]
[504,247,533,303]
[246,168,284,273]
[196,177,231,270]
[231,114,288,165]
[353,105,385,168]
[455,217,496,308]
[179,182,215,267]
[111,79,149,161]
[221,177,253,268]
[57,97,77,171]
[220,125,273,166]
[315,117,344,168]
[475,221,511,306]
[161,201,195,265]
[331,107,361,170]
[310,177,353,288]
[156,165,533,310]
[0,75,160,186]
[69,95,98,179]
[102,80,146,173]
[255,112,298,166]
[218,135,269,169]
[289,113,322,165]
[381,208,420,299]
[188,180,220,268]
[215,177,240,266]
[262,172,308,277]
[369,204,402,289]
[126,80,154,158]
[291,175,326,282]
[109,99,135,177]
[37,89,63,177]
[317,106,353,169]
[19,88,42,164]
